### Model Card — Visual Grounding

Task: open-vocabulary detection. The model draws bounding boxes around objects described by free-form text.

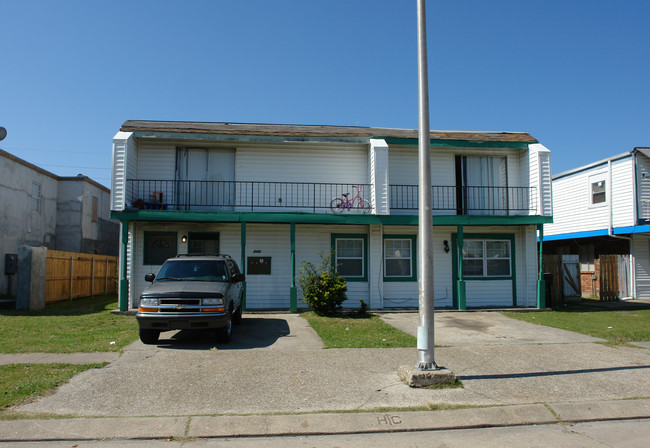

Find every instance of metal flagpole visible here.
[415,0,436,371]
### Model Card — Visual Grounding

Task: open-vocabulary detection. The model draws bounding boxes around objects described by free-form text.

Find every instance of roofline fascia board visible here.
[130,131,371,145]
[130,131,533,150]
[543,225,650,242]
[110,210,551,226]
[552,151,633,181]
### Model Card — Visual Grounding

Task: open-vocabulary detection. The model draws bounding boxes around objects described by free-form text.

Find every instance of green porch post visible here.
[290,222,298,312]
[119,220,129,312]
[537,224,546,309]
[241,222,247,312]
[457,225,466,310]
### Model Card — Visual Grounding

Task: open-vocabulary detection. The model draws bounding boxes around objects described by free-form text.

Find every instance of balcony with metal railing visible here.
[124,180,537,215]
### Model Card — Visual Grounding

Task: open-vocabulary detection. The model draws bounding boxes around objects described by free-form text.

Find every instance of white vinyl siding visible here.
[243,224,291,309]
[637,152,650,222]
[236,143,367,183]
[388,146,456,215]
[611,158,635,228]
[111,131,135,210]
[369,139,389,214]
[547,156,635,237]
[465,280,512,307]
[632,234,650,298]
[137,145,176,180]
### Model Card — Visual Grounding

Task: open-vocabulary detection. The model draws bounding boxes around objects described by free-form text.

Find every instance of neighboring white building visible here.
[0,149,118,296]
[110,121,553,311]
[544,148,650,298]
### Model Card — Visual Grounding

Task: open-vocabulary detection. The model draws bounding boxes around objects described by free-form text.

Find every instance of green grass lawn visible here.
[502,303,650,345]
[0,363,106,413]
[302,312,416,348]
[0,294,138,353]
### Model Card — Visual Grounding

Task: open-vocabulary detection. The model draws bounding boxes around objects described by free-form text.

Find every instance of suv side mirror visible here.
[232,273,245,283]
[145,273,156,282]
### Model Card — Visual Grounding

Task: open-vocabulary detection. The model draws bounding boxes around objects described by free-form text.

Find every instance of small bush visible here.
[298,252,347,315]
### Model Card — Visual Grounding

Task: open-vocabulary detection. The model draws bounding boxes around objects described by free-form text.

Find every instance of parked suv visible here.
[136,254,245,344]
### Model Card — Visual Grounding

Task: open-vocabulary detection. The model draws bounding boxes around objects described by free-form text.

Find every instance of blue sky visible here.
[1,0,648,188]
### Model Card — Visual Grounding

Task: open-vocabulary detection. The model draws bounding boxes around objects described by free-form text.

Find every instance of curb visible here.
[1,399,649,442]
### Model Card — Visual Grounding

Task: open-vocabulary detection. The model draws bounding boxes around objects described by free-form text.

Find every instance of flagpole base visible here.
[399,365,456,388]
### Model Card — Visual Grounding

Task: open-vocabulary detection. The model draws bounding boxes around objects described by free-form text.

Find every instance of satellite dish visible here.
[0,127,6,141]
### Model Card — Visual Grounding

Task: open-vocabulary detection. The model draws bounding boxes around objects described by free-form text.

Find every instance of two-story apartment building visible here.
[110,121,553,311]
[544,148,650,299]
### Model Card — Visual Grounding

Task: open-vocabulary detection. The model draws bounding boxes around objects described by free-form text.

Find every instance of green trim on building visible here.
[331,233,369,282]
[290,222,297,312]
[451,233,517,307]
[382,234,418,282]
[380,137,531,150]
[240,222,247,312]
[119,220,129,312]
[111,209,552,227]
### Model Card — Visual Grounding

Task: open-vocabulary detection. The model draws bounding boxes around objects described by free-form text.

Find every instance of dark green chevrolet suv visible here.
[136,254,245,344]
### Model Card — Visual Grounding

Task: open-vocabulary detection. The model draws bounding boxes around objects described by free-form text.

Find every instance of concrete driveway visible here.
[378,311,603,345]
[14,310,650,418]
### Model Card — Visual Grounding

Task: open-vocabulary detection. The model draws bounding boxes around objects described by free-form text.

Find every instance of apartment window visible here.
[31,182,41,213]
[143,232,177,265]
[589,173,607,205]
[462,239,511,278]
[332,234,367,281]
[384,236,417,281]
[188,232,220,255]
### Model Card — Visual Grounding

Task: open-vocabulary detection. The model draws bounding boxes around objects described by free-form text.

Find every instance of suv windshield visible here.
[156,260,228,282]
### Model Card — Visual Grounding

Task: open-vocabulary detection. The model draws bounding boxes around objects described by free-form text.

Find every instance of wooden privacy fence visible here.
[46,250,118,304]
[542,254,564,306]
[599,254,631,301]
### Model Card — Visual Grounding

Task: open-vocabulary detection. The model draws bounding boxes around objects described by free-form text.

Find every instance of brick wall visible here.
[580,259,601,298]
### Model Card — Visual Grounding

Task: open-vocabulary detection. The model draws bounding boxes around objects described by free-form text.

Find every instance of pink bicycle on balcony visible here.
[330,185,371,214]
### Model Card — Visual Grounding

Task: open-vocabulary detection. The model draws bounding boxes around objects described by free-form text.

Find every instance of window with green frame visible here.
[383,235,417,281]
[331,234,367,281]
[462,238,511,278]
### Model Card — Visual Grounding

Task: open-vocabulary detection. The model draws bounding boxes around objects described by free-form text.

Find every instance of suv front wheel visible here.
[216,307,232,343]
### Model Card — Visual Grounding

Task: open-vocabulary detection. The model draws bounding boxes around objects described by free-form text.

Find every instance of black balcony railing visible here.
[126,180,373,213]
[125,180,537,215]
[390,185,537,214]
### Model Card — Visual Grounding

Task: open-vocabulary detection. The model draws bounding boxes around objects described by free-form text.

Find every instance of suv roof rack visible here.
[175,253,233,259]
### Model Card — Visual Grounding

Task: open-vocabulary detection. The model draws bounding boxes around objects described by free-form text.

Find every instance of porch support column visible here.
[537,224,546,309]
[457,225,466,310]
[119,220,129,312]
[241,222,247,312]
[290,222,298,312]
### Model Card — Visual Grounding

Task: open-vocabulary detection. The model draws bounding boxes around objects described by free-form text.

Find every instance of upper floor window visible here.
[589,173,607,206]
[31,182,41,213]
[455,155,508,215]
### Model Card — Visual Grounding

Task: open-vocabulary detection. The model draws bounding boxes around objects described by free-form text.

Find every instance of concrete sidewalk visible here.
[1,312,649,442]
